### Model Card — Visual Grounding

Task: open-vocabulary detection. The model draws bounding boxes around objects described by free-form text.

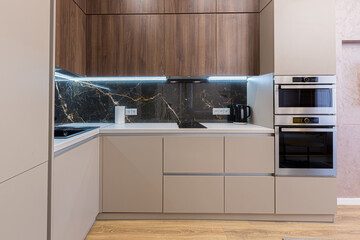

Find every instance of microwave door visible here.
[275,127,337,177]
[275,85,336,115]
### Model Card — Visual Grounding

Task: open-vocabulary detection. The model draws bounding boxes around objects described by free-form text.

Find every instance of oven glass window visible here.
[279,130,333,169]
[279,88,333,108]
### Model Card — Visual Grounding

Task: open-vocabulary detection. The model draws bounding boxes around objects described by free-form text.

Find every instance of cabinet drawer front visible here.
[225,136,274,173]
[276,177,337,214]
[164,176,224,213]
[164,136,224,173]
[102,136,163,213]
[225,176,274,214]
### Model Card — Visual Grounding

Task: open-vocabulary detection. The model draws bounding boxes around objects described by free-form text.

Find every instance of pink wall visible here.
[336,0,360,197]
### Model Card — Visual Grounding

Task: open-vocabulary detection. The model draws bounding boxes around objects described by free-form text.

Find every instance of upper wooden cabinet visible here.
[217,0,259,13]
[165,0,217,13]
[217,14,260,76]
[165,14,217,76]
[56,0,86,75]
[86,0,165,14]
[87,15,165,76]
[261,0,336,75]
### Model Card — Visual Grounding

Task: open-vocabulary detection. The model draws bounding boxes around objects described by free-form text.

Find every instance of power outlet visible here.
[126,108,137,116]
[212,108,231,115]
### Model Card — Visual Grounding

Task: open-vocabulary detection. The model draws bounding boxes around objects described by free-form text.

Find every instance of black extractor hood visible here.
[167,76,208,84]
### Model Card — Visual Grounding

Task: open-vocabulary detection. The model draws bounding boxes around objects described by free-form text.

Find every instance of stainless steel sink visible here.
[54,126,99,139]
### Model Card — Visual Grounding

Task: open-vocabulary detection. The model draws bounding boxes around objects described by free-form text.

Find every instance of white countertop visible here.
[54,122,274,153]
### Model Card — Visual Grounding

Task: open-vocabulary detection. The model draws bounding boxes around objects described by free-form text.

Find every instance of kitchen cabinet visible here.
[273,0,336,75]
[86,0,165,14]
[73,0,86,12]
[164,136,224,173]
[217,14,260,76]
[102,136,163,212]
[164,176,224,213]
[225,176,274,214]
[165,14,217,76]
[87,15,165,76]
[52,138,99,240]
[0,163,48,240]
[225,136,274,173]
[217,0,259,13]
[165,0,216,13]
[276,177,337,214]
[56,0,86,75]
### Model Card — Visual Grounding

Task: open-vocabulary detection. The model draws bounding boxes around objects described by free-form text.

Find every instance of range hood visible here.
[167,76,209,84]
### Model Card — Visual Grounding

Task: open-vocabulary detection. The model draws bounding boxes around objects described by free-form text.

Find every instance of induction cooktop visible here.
[177,120,207,129]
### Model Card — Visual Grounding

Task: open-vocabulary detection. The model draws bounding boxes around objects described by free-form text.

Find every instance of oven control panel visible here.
[293,117,319,124]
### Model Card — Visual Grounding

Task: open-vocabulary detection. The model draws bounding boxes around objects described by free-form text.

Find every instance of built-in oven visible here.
[275,115,337,177]
[275,76,336,115]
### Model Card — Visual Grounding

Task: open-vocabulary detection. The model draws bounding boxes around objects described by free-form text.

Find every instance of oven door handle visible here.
[281,128,335,132]
[280,85,334,89]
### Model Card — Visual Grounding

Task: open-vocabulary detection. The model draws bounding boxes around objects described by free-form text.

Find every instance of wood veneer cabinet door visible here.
[87,15,165,76]
[164,136,224,173]
[165,14,217,76]
[217,0,260,13]
[276,177,337,214]
[225,136,274,173]
[102,136,163,212]
[86,0,165,14]
[165,0,216,13]
[225,176,274,214]
[164,176,224,213]
[56,0,86,75]
[217,14,260,76]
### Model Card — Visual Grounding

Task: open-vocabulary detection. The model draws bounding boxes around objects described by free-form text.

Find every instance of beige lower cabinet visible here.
[0,163,48,240]
[276,177,337,215]
[225,136,274,173]
[102,136,163,212]
[53,138,99,240]
[225,176,274,214]
[164,136,224,173]
[164,176,224,213]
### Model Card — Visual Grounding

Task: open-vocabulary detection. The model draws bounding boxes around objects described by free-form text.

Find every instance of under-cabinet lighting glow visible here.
[55,73,167,82]
[207,76,248,81]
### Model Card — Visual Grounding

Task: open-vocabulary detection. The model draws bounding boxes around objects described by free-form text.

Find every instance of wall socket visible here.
[212,108,231,115]
[125,108,137,116]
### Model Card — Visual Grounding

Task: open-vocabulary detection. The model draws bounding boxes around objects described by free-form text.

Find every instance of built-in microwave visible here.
[275,115,337,177]
[275,76,336,115]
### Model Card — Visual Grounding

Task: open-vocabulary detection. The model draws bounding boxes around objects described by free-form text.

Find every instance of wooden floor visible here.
[86,206,360,240]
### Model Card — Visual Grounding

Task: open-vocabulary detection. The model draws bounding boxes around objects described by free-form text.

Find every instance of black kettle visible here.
[233,104,251,124]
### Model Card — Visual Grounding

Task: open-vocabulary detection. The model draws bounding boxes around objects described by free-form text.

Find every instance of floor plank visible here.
[86,206,360,240]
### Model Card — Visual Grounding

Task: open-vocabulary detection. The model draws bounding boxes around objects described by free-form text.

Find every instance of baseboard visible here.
[337,198,360,205]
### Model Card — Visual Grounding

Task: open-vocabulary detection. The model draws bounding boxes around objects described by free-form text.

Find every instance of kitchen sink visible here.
[54,126,99,139]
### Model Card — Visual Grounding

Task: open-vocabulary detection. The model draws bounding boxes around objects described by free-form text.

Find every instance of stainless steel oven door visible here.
[275,85,336,115]
[275,127,337,177]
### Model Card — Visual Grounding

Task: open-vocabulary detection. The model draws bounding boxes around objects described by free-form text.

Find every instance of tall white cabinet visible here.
[261,0,336,75]
[0,0,52,239]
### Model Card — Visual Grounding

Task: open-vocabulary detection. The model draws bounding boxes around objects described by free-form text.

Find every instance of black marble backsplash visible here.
[55,80,247,124]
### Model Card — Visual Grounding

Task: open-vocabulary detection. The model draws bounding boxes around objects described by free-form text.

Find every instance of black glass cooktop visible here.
[178,120,207,129]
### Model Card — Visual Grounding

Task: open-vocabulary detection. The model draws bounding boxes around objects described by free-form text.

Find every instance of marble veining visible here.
[55,80,247,124]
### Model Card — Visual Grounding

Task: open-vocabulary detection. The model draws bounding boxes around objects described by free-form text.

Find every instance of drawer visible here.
[164,136,224,173]
[164,176,224,213]
[225,136,274,173]
[225,176,274,214]
[276,177,337,214]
